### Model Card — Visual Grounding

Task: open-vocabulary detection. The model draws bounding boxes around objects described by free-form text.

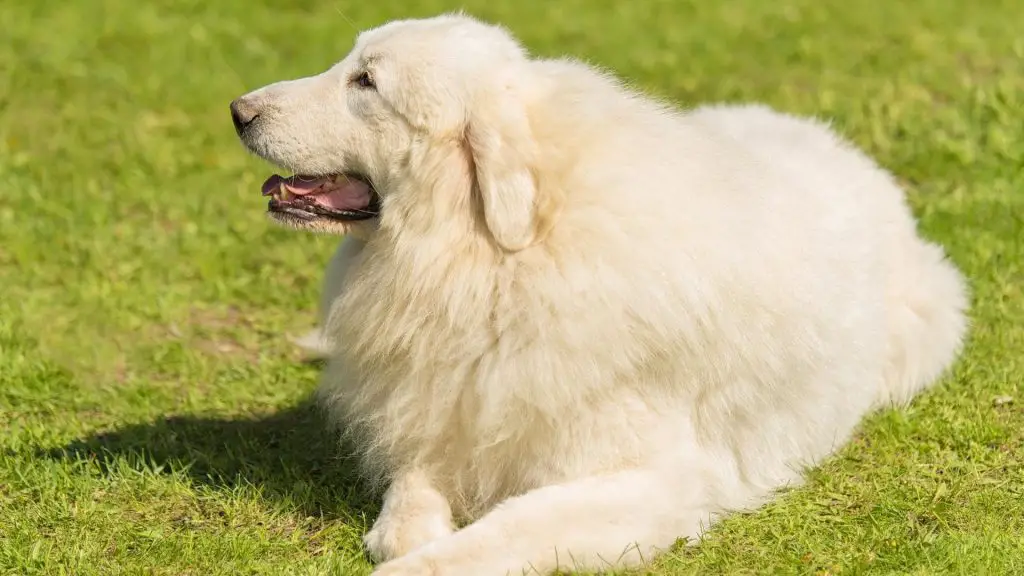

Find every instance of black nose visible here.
[230,97,260,136]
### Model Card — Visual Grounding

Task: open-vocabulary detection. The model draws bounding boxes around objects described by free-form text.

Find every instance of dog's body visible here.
[233,14,968,575]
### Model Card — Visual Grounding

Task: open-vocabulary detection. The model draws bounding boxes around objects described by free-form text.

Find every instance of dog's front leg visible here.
[371,467,711,576]
[363,469,455,563]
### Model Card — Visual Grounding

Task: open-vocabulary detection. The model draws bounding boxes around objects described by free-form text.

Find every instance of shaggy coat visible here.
[232,14,968,576]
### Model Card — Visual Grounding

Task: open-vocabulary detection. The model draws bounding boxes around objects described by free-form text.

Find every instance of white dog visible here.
[230,13,968,575]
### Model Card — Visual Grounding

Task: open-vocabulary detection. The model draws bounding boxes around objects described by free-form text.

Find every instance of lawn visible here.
[1,0,1022,574]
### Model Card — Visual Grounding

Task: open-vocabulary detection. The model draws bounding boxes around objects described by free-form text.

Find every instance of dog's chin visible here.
[266,209,378,237]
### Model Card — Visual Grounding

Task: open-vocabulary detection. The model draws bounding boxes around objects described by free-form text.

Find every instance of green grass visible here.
[1,0,1022,574]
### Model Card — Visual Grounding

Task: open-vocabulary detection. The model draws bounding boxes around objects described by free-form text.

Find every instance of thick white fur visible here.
[238,14,969,575]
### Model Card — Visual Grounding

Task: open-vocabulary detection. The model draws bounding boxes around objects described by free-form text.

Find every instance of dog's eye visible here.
[353,71,375,89]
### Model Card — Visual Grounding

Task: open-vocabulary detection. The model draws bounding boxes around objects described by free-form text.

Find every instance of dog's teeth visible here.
[279,182,290,201]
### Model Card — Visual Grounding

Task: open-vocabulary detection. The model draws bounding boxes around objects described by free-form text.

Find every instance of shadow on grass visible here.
[40,395,379,521]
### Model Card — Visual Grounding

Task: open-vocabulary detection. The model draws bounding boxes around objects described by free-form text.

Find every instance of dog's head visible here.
[231,14,557,251]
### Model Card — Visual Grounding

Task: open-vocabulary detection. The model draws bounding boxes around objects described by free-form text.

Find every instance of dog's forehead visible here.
[350,15,524,70]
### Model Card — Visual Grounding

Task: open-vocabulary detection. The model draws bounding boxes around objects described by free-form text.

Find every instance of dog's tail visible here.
[878,238,970,407]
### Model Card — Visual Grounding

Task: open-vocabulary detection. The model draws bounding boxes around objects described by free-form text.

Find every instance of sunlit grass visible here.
[1,0,1022,573]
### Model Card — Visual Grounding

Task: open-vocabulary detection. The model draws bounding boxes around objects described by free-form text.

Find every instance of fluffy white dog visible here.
[230,13,968,575]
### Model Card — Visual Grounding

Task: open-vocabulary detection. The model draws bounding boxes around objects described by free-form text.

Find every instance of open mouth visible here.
[261,173,381,222]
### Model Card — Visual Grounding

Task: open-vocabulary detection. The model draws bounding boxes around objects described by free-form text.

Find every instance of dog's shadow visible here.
[41,395,379,522]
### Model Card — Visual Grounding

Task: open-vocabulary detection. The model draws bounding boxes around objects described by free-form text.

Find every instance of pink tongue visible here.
[261,174,372,211]
[318,181,371,210]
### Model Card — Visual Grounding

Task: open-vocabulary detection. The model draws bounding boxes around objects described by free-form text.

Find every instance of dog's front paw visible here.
[369,536,524,576]
[291,328,333,359]
[363,509,453,563]
[370,553,439,576]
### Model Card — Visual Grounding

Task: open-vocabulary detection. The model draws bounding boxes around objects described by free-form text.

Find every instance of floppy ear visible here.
[466,84,551,252]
